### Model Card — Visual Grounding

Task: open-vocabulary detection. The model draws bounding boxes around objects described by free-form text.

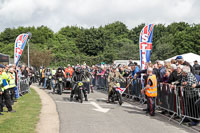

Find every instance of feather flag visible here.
[14,34,29,65]
[139,24,154,70]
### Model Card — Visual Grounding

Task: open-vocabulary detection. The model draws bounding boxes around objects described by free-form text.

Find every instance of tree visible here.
[76,28,104,56]
[0,21,199,66]
[22,48,52,68]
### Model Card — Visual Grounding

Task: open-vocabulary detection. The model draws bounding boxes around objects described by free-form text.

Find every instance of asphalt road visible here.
[36,84,195,133]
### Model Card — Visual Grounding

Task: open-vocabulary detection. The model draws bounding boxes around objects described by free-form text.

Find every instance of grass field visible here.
[0,88,41,133]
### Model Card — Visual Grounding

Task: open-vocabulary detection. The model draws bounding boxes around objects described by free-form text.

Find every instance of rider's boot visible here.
[107,95,111,103]
[53,88,55,94]
[70,95,73,102]
[85,95,88,101]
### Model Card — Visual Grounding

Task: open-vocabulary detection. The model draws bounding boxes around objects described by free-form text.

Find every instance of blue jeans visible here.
[44,78,53,88]
[14,87,19,99]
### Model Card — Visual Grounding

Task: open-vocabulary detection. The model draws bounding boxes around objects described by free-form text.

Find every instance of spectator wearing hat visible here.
[176,56,194,74]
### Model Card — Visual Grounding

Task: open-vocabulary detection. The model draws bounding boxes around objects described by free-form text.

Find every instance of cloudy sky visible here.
[0,0,199,32]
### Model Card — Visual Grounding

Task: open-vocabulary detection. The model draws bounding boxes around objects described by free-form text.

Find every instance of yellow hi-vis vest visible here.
[42,69,45,78]
[1,71,10,91]
[145,74,157,97]
[8,72,16,88]
[0,75,3,92]
[52,70,56,76]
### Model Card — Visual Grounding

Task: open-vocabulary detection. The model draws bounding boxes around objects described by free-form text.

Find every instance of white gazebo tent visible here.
[165,53,200,66]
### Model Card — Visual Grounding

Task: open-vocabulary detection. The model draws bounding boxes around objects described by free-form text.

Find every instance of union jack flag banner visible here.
[14,34,29,65]
[139,24,154,70]
[116,87,126,95]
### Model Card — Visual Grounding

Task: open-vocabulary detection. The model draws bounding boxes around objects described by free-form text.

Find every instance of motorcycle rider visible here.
[70,67,88,101]
[35,70,40,83]
[29,67,35,84]
[82,65,93,93]
[54,67,65,93]
[107,66,124,103]
[39,66,42,85]
[39,67,45,86]
[52,68,57,89]
[43,68,52,89]
[52,68,57,77]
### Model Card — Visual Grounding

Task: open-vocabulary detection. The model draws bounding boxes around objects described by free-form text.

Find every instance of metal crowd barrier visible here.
[156,83,200,124]
[19,77,30,94]
[95,75,108,90]
[156,84,177,119]
[94,75,200,124]
[94,75,144,100]
[120,78,145,103]
[177,86,200,123]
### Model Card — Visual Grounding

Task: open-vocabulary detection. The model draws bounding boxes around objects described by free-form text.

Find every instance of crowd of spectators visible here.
[0,64,31,115]
[88,56,200,126]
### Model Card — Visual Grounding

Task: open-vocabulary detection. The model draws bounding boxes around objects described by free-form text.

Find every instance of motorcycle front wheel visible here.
[59,83,63,95]
[118,93,123,106]
[79,89,83,103]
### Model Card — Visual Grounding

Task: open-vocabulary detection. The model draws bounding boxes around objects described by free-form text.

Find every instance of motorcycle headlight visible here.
[59,78,62,81]
[78,82,83,87]
[49,76,52,79]
[116,83,120,88]
[86,78,90,82]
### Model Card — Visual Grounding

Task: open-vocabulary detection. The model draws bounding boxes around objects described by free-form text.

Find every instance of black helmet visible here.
[75,67,81,73]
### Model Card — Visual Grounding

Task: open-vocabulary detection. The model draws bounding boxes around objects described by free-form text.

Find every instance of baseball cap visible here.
[175,56,183,60]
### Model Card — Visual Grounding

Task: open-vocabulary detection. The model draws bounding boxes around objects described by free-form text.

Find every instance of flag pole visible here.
[27,32,32,68]
[28,39,30,68]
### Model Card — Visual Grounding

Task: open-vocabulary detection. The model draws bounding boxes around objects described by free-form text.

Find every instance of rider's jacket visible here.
[55,70,64,79]
[107,71,124,83]
[45,71,52,78]
[72,71,85,82]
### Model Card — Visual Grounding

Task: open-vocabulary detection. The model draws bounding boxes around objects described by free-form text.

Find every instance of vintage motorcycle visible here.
[110,79,124,106]
[46,75,52,90]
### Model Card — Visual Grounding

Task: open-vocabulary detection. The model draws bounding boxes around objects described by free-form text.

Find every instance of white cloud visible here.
[0,0,199,32]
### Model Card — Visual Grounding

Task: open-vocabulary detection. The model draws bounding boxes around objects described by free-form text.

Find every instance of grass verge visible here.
[0,88,41,133]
